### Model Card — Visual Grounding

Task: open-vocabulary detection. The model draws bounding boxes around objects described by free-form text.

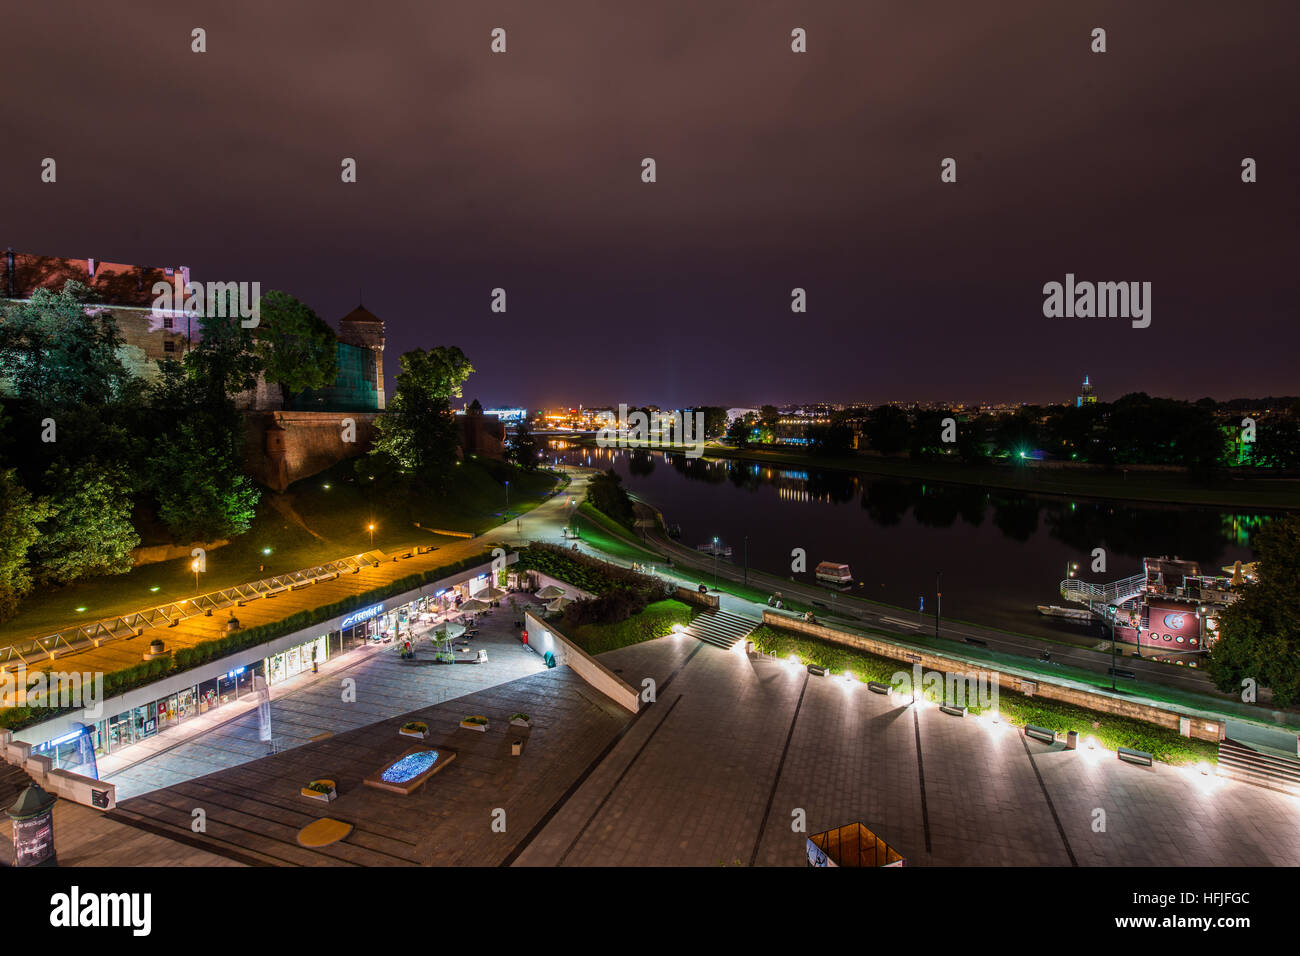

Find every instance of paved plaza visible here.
[100,602,548,801]
[19,629,1298,868]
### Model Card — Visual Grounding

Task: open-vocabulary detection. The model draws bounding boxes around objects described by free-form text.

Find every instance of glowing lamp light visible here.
[1086,735,1097,750]
[670,623,684,634]
[1197,761,1211,776]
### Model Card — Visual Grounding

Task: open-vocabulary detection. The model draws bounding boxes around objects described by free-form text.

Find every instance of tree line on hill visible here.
[724,397,1300,472]
[0,280,506,625]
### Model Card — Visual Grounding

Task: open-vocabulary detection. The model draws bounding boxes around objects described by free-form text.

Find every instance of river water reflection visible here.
[549,442,1271,642]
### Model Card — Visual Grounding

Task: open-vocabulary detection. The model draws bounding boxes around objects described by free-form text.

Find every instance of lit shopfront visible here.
[265,635,328,686]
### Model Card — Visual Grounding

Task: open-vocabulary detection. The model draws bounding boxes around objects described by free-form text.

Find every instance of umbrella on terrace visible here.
[460,598,491,614]
[433,620,466,641]
[536,585,567,600]
[546,596,574,613]
[481,587,507,601]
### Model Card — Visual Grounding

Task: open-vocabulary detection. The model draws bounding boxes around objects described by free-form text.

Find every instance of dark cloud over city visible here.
[4,0,1296,408]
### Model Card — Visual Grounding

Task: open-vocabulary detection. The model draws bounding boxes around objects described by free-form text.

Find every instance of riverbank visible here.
[569,479,1300,730]
[571,438,1300,510]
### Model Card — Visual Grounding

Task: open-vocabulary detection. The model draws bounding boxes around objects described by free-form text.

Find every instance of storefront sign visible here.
[341,602,385,630]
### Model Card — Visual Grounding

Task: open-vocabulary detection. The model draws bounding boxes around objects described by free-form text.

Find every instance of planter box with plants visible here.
[400,722,428,739]
[301,779,337,802]
[509,713,532,729]
[459,715,489,732]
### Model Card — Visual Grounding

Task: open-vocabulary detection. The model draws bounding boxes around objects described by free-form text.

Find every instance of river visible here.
[548,442,1271,644]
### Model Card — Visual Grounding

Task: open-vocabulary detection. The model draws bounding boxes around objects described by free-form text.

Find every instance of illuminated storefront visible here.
[265,635,328,686]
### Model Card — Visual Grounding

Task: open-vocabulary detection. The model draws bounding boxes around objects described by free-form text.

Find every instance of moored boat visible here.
[815,562,853,586]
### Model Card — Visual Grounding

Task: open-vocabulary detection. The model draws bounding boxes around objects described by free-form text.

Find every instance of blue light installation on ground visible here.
[381,750,440,783]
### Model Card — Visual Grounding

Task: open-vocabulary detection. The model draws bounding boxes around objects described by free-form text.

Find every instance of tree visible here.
[32,460,140,585]
[0,469,50,622]
[725,417,751,448]
[371,347,474,488]
[507,418,539,471]
[864,405,910,455]
[0,281,133,407]
[1208,515,1300,707]
[805,421,855,455]
[696,406,728,439]
[148,420,261,541]
[186,307,262,406]
[586,468,636,527]
[255,290,338,407]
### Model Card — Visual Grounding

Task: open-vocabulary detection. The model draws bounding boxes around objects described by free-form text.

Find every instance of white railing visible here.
[0,552,381,668]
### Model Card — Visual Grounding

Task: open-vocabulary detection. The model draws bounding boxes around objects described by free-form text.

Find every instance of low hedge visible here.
[748,625,1219,766]
[0,549,495,732]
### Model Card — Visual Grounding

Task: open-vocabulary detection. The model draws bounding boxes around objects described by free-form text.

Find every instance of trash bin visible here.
[1066,730,1078,751]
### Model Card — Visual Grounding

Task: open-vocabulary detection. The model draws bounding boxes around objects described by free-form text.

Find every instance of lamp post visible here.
[743,535,749,587]
[368,522,375,547]
[713,536,719,591]
[504,480,510,513]
[1110,612,1118,691]
[191,559,201,595]
[935,570,941,640]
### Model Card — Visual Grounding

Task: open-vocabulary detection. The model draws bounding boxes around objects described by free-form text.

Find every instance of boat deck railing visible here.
[1060,572,1146,617]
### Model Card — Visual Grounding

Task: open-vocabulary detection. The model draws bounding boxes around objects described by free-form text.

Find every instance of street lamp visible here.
[191,558,201,595]
[935,570,941,640]
[368,522,375,547]
[712,536,719,590]
[504,480,510,513]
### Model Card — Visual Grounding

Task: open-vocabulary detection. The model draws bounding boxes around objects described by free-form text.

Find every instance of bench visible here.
[964,637,988,648]
[1117,746,1154,767]
[1107,667,1137,680]
[867,681,891,695]
[939,704,966,717]
[807,665,826,677]
[1025,725,1056,744]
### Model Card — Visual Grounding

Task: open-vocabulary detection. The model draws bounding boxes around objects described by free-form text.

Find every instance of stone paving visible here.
[39,631,1300,867]
[513,639,1300,867]
[104,603,547,800]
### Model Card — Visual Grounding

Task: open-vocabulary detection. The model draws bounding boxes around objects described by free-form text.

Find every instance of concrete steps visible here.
[687,610,756,650]
[1217,738,1300,796]
[0,763,34,808]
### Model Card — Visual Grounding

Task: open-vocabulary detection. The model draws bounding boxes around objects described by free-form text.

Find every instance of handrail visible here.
[0,552,379,668]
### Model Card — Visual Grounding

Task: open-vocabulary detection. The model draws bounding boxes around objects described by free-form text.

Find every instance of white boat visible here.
[696,542,733,556]
[1037,604,1094,622]
[815,562,853,586]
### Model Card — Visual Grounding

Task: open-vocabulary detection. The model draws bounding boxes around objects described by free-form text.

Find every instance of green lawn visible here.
[1,459,558,643]
[565,598,695,655]
[571,503,664,563]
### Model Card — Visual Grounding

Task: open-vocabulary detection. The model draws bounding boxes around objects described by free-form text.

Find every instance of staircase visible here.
[1060,573,1146,617]
[0,763,34,809]
[687,610,756,650]
[1216,739,1300,796]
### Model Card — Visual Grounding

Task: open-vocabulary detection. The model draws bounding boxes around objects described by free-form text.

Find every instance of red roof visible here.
[4,252,186,307]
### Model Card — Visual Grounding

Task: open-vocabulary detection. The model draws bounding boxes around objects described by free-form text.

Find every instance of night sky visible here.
[4,1,1297,409]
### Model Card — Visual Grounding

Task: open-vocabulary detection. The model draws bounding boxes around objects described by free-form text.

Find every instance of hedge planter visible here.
[509,714,532,729]
[460,715,489,733]
[301,779,337,802]
[400,722,428,739]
